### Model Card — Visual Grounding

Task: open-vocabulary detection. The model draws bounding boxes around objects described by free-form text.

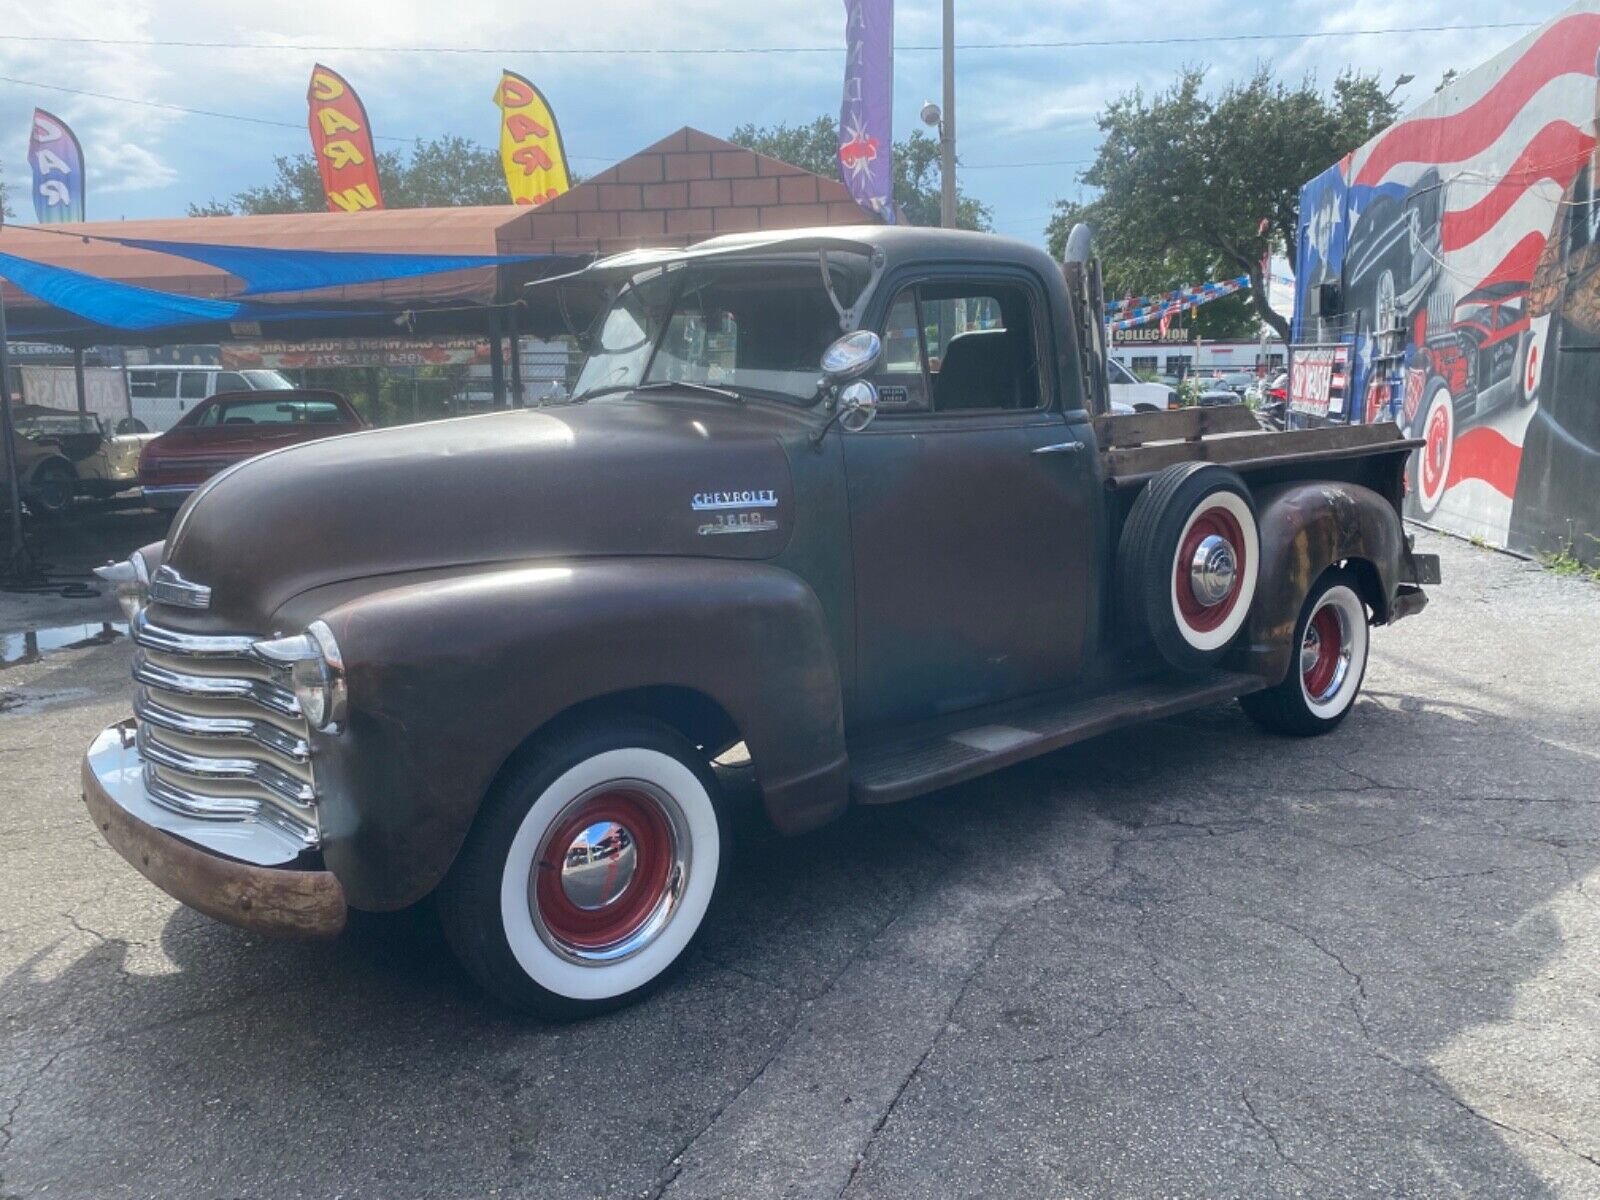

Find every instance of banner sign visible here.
[1288,343,1350,420]
[494,71,571,207]
[307,64,385,213]
[1106,275,1250,328]
[839,0,896,223]
[223,337,488,370]
[28,109,85,224]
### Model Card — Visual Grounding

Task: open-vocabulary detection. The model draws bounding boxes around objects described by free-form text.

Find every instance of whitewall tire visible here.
[1241,568,1371,736]
[1118,462,1261,672]
[440,717,727,1018]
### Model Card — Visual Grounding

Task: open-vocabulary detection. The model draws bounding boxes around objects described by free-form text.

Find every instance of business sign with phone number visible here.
[1288,344,1349,419]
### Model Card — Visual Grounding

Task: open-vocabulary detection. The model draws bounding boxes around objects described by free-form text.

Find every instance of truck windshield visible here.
[573,259,859,404]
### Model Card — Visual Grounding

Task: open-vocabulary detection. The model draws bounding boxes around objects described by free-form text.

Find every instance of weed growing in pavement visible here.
[1540,535,1600,583]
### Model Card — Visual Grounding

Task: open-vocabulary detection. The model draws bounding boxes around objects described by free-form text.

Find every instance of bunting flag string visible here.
[1105,275,1250,320]
[1106,276,1251,330]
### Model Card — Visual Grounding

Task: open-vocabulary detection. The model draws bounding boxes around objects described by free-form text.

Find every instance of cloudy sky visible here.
[0,0,1558,243]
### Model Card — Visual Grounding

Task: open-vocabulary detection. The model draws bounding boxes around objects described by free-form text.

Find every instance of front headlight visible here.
[94,552,149,621]
[254,620,347,732]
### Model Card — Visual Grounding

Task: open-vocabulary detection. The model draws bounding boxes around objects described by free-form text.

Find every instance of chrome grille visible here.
[131,611,320,850]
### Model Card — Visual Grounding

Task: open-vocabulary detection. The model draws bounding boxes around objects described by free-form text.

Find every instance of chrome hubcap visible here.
[1189,534,1238,608]
[529,781,692,967]
[1300,627,1323,677]
[559,820,638,910]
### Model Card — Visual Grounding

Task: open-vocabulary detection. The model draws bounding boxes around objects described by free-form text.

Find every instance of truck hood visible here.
[161,398,803,627]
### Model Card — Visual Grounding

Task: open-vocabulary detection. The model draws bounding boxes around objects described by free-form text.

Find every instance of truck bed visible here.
[1094,405,1420,488]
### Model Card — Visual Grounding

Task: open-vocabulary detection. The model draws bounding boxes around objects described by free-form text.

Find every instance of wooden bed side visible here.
[1100,420,1417,486]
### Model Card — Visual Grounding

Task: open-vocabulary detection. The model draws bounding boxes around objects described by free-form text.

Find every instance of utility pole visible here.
[940,0,957,228]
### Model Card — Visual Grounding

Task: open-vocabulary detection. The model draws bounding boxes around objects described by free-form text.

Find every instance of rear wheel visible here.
[1241,569,1370,736]
[27,459,76,515]
[439,716,727,1019]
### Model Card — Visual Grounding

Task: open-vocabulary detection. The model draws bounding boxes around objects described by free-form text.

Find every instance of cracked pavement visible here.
[2,523,1598,1198]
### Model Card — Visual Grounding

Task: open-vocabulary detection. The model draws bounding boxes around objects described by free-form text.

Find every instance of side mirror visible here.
[837,379,879,432]
[821,330,882,380]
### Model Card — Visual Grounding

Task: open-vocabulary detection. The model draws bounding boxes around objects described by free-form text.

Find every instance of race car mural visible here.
[1295,0,1600,561]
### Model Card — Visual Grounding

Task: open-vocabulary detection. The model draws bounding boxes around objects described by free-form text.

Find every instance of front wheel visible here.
[1240,569,1371,736]
[438,716,727,1018]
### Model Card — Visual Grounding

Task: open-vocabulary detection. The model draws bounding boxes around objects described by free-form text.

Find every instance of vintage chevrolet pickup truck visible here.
[84,226,1439,1017]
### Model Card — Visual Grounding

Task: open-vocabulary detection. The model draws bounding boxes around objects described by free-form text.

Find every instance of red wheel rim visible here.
[534,788,676,951]
[1174,503,1247,633]
[1302,606,1343,699]
[1422,401,1450,497]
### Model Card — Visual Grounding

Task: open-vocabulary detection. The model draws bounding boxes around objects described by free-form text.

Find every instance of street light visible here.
[1386,73,1416,98]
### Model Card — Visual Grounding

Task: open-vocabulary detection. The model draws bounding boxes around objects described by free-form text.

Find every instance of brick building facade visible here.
[495,127,874,256]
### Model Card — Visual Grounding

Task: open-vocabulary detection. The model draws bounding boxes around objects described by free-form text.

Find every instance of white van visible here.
[124,366,294,432]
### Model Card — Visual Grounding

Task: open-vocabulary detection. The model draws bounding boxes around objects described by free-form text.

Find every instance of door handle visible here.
[1032,440,1084,455]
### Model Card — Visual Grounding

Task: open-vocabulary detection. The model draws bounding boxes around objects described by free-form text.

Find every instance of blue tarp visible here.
[106,238,550,296]
[0,252,352,332]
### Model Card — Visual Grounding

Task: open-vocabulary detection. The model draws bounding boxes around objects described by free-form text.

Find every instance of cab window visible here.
[874,279,1044,413]
[179,371,211,400]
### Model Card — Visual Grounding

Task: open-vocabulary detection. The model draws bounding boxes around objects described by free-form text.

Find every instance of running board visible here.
[848,671,1264,805]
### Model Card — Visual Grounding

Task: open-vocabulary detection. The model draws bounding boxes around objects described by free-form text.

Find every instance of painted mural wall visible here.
[1294,2,1600,562]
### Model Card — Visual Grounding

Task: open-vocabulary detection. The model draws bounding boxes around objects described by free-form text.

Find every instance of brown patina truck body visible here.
[81,227,1437,993]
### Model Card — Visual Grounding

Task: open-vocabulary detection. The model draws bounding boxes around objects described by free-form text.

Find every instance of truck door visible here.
[842,272,1099,729]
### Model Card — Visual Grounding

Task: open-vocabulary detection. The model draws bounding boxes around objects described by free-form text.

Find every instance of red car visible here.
[139,389,365,511]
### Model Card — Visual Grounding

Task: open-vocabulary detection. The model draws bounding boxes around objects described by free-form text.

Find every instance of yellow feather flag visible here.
[494,71,571,206]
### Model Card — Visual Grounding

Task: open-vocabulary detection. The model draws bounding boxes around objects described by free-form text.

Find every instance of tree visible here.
[0,164,12,221]
[1045,198,1259,340]
[729,117,991,230]
[191,136,511,215]
[1051,65,1398,342]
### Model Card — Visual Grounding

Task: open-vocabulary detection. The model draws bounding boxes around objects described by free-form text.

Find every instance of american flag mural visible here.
[1294,1,1600,562]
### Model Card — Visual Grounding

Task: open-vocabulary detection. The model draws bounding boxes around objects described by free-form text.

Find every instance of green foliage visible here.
[0,163,12,221]
[1047,65,1399,341]
[190,136,511,215]
[729,117,991,230]
[1541,536,1600,581]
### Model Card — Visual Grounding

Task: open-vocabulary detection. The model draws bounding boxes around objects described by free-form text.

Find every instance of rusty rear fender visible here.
[1235,480,1419,685]
[296,557,848,912]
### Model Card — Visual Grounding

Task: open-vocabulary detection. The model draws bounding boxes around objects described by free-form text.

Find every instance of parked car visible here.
[137,389,364,511]
[1259,371,1289,429]
[124,365,295,433]
[1108,358,1178,410]
[1210,371,1258,396]
[85,226,1437,1019]
[1,404,154,515]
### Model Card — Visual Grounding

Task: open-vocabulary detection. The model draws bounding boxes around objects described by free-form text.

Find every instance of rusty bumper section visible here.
[82,722,346,939]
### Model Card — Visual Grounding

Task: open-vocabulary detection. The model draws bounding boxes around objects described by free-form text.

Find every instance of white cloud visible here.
[0,0,1563,239]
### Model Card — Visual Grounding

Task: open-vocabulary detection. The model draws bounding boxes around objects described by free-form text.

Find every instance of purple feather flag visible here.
[840,0,896,223]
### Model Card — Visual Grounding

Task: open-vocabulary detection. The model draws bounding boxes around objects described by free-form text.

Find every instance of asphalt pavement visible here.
[1,520,1597,1199]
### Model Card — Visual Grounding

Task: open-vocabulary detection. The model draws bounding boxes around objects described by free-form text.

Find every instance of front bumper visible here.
[82,721,347,938]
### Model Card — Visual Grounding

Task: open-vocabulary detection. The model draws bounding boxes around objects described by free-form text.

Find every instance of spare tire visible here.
[1117,462,1260,672]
